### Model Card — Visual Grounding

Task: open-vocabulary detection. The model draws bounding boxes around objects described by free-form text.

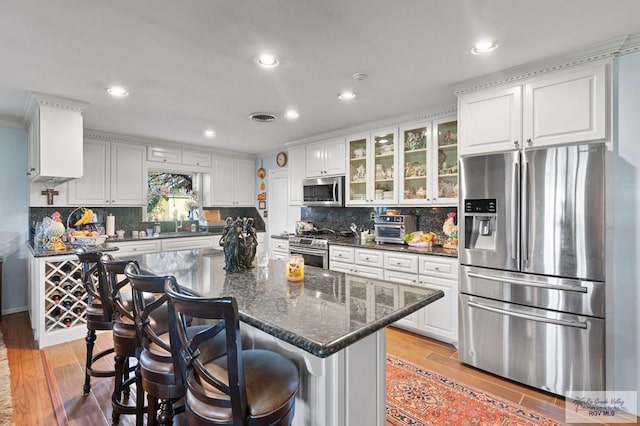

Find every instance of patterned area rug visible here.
[386,355,565,426]
[0,331,13,425]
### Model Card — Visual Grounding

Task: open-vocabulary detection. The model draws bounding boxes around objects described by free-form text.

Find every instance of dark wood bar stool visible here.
[100,254,152,425]
[75,249,116,395]
[165,280,300,426]
[124,263,186,426]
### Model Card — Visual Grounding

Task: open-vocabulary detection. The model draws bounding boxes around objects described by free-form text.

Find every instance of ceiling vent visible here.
[249,112,278,122]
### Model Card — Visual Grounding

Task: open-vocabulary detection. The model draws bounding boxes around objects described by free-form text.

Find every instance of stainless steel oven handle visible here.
[467,301,588,329]
[289,247,327,256]
[467,271,588,293]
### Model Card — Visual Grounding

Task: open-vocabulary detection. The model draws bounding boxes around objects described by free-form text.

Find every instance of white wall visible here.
[611,52,640,408]
[0,126,29,314]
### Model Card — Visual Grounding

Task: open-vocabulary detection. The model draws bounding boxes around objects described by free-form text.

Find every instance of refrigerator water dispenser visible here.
[463,199,497,251]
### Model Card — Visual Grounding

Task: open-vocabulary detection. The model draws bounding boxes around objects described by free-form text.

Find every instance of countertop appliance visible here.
[374,215,417,244]
[458,144,605,396]
[458,144,605,395]
[302,176,344,207]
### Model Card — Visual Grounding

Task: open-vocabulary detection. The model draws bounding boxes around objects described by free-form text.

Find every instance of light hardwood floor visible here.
[1,312,633,425]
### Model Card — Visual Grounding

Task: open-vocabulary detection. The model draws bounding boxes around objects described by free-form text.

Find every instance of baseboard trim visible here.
[1,307,28,316]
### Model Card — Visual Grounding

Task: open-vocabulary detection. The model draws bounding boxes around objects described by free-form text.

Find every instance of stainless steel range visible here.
[289,231,355,269]
[288,235,331,269]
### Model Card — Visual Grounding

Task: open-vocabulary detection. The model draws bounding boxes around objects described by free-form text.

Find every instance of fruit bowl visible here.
[73,235,108,246]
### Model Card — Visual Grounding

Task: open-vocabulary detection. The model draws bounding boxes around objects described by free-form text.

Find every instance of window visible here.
[147,172,200,221]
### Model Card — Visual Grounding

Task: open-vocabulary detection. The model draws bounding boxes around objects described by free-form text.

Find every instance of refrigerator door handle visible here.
[511,160,519,261]
[467,301,588,329]
[466,271,589,293]
[522,161,530,264]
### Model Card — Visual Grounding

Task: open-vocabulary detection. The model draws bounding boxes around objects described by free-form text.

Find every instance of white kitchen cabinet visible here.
[288,146,306,206]
[108,240,163,257]
[147,146,182,164]
[305,138,346,177]
[147,146,213,169]
[458,62,608,155]
[211,157,255,206]
[398,117,458,206]
[387,255,458,344]
[26,94,87,182]
[346,128,399,206]
[182,150,212,168]
[329,246,355,264]
[330,246,384,278]
[270,237,289,261]
[354,248,384,268]
[161,235,215,251]
[384,251,418,274]
[68,141,146,206]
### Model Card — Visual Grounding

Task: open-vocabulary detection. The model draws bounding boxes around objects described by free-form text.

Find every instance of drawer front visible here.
[354,248,384,268]
[329,260,353,274]
[352,264,384,279]
[329,246,354,263]
[271,239,289,253]
[384,252,418,273]
[161,236,214,252]
[418,256,458,280]
[109,241,162,257]
[182,150,212,167]
[147,146,182,163]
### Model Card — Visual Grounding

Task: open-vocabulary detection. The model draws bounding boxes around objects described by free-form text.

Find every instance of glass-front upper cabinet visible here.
[346,129,398,206]
[399,123,430,204]
[434,118,458,204]
[372,129,398,205]
[347,134,369,205]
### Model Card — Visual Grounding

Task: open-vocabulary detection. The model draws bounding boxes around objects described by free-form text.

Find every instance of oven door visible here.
[289,246,328,269]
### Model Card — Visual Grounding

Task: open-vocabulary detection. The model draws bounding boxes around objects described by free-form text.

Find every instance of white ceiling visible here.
[1,0,640,155]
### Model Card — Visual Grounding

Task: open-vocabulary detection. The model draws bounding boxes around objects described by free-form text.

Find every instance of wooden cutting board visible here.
[203,210,221,221]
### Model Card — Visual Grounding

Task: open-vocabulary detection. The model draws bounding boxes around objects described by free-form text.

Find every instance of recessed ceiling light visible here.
[107,86,129,97]
[257,53,279,68]
[471,40,498,55]
[284,110,299,120]
[203,129,216,138]
[338,91,356,101]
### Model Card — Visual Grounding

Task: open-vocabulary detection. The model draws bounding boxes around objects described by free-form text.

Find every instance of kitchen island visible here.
[132,248,444,426]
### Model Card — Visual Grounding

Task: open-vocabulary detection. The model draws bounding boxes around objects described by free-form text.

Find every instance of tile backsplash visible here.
[301,206,457,235]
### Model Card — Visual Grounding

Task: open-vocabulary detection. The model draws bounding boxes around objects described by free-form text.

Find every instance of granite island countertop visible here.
[27,241,119,257]
[329,238,458,258]
[130,248,444,358]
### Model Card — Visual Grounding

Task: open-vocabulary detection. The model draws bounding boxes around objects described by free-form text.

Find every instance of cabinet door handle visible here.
[106,200,109,203]
[26,172,31,176]
[112,200,115,203]
[514,140,519,147]
[434,266,439,271]
[526,138,533,145]
[30,167,36,171]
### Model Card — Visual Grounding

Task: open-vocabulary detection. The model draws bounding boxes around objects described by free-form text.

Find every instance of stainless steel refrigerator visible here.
[458,144,605,395]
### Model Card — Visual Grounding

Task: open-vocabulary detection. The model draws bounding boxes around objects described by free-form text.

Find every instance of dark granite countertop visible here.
[106,231,218,243]
[130,248,444,358]
[27,242,119,257]
[329,238,458,258]
[270,233,294,240]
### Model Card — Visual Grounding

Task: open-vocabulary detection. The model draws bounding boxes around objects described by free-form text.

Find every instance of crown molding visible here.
[0,116,25,129]
[452,34,637,95]
[284,105,457,147]
[83,128,256,160]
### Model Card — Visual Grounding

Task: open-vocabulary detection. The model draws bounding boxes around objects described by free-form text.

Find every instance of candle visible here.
[286,254,304,282]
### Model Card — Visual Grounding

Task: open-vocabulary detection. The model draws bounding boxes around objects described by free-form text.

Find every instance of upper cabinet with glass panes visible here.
[346,128,398,206]
[398,116,457,205]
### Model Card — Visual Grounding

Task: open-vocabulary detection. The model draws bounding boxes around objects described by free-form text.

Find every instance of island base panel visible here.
[242,323,386,426]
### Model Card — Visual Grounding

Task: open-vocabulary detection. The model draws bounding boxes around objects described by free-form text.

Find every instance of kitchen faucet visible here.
[175,217,182,232]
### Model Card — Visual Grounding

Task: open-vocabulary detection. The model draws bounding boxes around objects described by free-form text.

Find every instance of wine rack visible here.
[44,258,87,332]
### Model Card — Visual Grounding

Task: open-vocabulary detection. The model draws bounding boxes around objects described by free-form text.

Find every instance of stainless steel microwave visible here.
[302,176,344,207]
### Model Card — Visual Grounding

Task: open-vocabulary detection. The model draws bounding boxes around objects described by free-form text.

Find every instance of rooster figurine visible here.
[47,211,66,251]
[442,212,458,249]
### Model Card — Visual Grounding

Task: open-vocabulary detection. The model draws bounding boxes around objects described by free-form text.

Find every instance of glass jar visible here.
[286,254,305,282]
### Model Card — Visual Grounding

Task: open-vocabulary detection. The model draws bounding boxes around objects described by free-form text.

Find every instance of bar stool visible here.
[76,249,115,395]
[165,280,299,426]
[123,263,188,426]
[100,254,153,424]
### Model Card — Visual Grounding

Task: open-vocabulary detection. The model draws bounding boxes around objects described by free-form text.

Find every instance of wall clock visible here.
[276,151,288,167]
